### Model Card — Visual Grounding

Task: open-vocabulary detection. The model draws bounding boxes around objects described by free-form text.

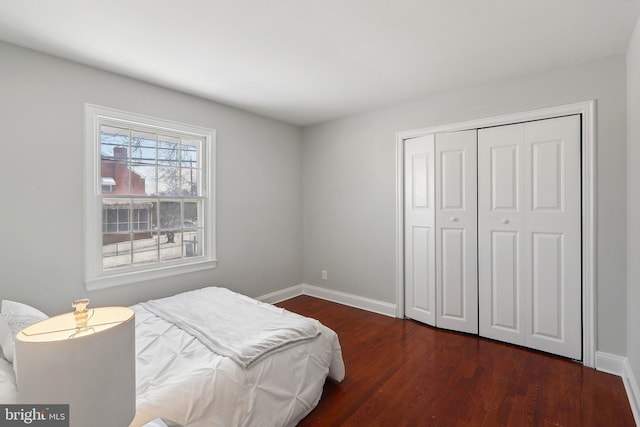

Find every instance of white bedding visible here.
[0,358,17,404]
[0,288,344,427]
[131,288,345,427]
[141,287,322,368]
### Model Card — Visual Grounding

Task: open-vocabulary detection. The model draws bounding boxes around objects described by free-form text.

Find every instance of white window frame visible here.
[84,104,217,290]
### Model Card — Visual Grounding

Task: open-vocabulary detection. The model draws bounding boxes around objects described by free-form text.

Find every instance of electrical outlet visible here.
[321,270,328,280]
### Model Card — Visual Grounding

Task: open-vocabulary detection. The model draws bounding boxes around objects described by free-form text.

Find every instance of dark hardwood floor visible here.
[277,296,635,427]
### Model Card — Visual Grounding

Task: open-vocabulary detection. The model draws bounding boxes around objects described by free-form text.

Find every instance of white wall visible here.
[0,41,303,315]
[303,55,628,356]
[627,16,640,389]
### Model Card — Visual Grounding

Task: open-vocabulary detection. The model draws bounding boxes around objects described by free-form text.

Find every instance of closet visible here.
[404,114,582,360]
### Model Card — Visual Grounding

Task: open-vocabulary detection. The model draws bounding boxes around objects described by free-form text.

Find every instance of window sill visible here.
[85,259,218,291]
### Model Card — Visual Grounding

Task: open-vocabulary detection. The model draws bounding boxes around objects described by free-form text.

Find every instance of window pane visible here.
[132,200,153,231]
[160,231,182,261]
[158,167,181,195]
[131,164,157,196]
[180,168,200,196]
[101,125,129,157]
[180,169,200,196]
[131,131,157,165]
[181,139,199,169]
[101,125,130,194]
[183,229,203,258]
[102,233,132,270]
[103,199,131,232]
[183,201,199,228]
[103,208,116,233]
[132,230,159,266]
[158,135,180,165]
[159,201,181,230]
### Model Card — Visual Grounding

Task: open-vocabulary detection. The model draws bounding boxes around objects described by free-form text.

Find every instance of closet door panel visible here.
[404,135,436,326]
[441,228,464,318]
[531,232,563,338]
[478,123,526,345]
[479,116,581,359]
[490,230,520,332]
[435,130,478,334]
[491,145,519,211]
[524,115,581,359]
[440,149,465,209]
[410,226,431,314]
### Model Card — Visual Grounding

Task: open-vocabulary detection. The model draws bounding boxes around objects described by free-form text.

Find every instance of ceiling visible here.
[0,1,638,126]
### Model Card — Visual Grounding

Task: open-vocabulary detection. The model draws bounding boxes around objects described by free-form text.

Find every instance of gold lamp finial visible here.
[72,298,90,332]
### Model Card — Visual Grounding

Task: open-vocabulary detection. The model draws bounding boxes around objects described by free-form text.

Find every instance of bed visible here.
[0,287,345,427]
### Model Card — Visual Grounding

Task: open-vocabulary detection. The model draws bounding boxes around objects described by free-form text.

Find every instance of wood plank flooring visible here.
[277,295,635,427]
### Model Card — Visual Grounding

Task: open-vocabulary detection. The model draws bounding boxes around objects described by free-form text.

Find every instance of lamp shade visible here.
[15,305,135,427]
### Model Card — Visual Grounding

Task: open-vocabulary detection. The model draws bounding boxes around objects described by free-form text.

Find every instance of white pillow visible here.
[0,320,9,361]
[0,300,48,363]
[1,300,48,318]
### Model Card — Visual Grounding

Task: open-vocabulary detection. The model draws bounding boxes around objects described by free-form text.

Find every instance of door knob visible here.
[450,217,458,222]
[501,218,510,224]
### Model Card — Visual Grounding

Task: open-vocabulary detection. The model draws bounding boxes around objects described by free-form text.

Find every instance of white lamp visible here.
[14,299,136,427]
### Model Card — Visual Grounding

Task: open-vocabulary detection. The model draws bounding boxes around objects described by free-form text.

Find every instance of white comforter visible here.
[131,288,345,427]
[0,358,17,404]
[141,287,322,369]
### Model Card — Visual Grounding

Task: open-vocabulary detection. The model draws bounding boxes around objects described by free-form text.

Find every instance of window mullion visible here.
[129,196,134,267]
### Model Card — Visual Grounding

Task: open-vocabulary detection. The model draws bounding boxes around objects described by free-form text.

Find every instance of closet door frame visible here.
[395,100,596,368]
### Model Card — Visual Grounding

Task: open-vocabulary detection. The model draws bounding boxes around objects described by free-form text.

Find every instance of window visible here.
[85,104,216,290]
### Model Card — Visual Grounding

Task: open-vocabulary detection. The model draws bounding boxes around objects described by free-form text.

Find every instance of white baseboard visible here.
[302,284,397,317]
[595,351,640,425]
[257,284,305,304]
[257,283,397,318]
[595,351,627,376]
[623,358,640,425]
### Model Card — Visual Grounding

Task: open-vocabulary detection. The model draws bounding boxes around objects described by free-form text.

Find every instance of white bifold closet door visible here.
[404,131,477,333]
[435,131,478,333]
[404,134,436,325]
[477,115,581,359]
